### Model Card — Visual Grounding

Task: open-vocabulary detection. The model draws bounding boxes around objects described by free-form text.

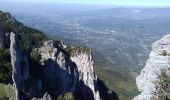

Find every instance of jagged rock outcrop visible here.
[10,32,44,100]
[37,40,100,100]
[0,25,6,48]
[37,40,79,97]
[10,32,29,100]
[10,35,101,100]
[134,34,170,100]
[70,48,100,100]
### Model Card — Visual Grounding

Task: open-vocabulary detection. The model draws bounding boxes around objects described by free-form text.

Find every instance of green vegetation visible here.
[0,11,47,52]
[30,50,41,63]
[57,92,74,100]
[0,83,16,100]
[161,50,168,56]
[65,46,91,57]
[95,66,139,100]
[0,11,48,81]
[0,49,12,83]
[152,69,170,100]
[29,50,43,78]
[0,11,48,83]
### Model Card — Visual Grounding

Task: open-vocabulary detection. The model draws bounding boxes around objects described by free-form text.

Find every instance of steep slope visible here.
[0,11,118,100]
[10,32,44,100]
[37,40,100,100]
[134,34,170,100]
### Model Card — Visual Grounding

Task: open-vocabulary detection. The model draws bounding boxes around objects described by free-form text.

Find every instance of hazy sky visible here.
[0,0,170,6]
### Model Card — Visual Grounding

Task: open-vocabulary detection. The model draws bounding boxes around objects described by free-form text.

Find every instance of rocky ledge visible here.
[134,34,170,100]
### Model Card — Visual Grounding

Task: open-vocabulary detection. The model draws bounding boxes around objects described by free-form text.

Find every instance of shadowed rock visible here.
[0,25,6,48]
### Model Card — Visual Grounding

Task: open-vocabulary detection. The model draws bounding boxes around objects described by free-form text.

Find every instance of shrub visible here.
[0,83,15,99]
[161,50,168,56]
[30,50,41,63]
[63,92,74,100]
[57,92,74,100]
[152,69,170,100]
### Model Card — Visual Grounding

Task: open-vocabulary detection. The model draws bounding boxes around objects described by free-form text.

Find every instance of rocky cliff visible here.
[70,48,100,100]
[10,32,44,100]
[9,33,100,100]
[134,34,170,100]
[0,10,118,100]
[36,40,100,100]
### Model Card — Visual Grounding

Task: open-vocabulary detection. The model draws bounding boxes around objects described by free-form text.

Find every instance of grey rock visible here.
[71,50,100,100]
[10,35,100,100]
[38,40,100,100]
[38,40,78,95]
[10,32,29,100]
[10,32,43,100]
[134,34,170,100]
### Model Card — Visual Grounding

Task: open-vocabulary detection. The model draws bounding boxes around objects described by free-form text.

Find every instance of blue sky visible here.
[1,0,170,6]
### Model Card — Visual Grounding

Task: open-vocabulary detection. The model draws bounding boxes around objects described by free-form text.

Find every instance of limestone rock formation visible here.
[70,48,100,100]
[10,32,44,100]
[134,34,170,100]
[37,40,79,97]
[10,36,101,100]
[37,40,100,100]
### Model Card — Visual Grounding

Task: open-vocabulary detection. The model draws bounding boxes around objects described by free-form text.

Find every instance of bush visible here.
[161,50,168,56]
[63,92,74,100]
[57,92,74,100]
[0,83,15,99]
[152,69,170,100]
[30,50,41,63]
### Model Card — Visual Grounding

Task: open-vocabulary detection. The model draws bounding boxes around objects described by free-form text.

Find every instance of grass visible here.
[0,83,16,100]
[95,66,139,100]
[65,46,91,57]
[152,69,170,100]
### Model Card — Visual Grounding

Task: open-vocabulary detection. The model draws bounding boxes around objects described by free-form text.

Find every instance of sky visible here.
[0,0,170,7]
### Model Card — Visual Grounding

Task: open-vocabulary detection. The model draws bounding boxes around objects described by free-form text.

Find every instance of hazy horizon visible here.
[0,0,170,7]
[1,0,170,15]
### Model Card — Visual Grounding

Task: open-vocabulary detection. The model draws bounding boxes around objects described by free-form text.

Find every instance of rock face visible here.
[10,32,29,100]
[10,36,100,100]
[0,25,6,48]
[10,32,44,100]
[70,49,100,100]
[38,40,79,97]
[38,40,100,100]
[134,34,170,100]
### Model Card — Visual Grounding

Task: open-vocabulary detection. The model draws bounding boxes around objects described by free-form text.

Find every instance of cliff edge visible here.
[134,34,170,100]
